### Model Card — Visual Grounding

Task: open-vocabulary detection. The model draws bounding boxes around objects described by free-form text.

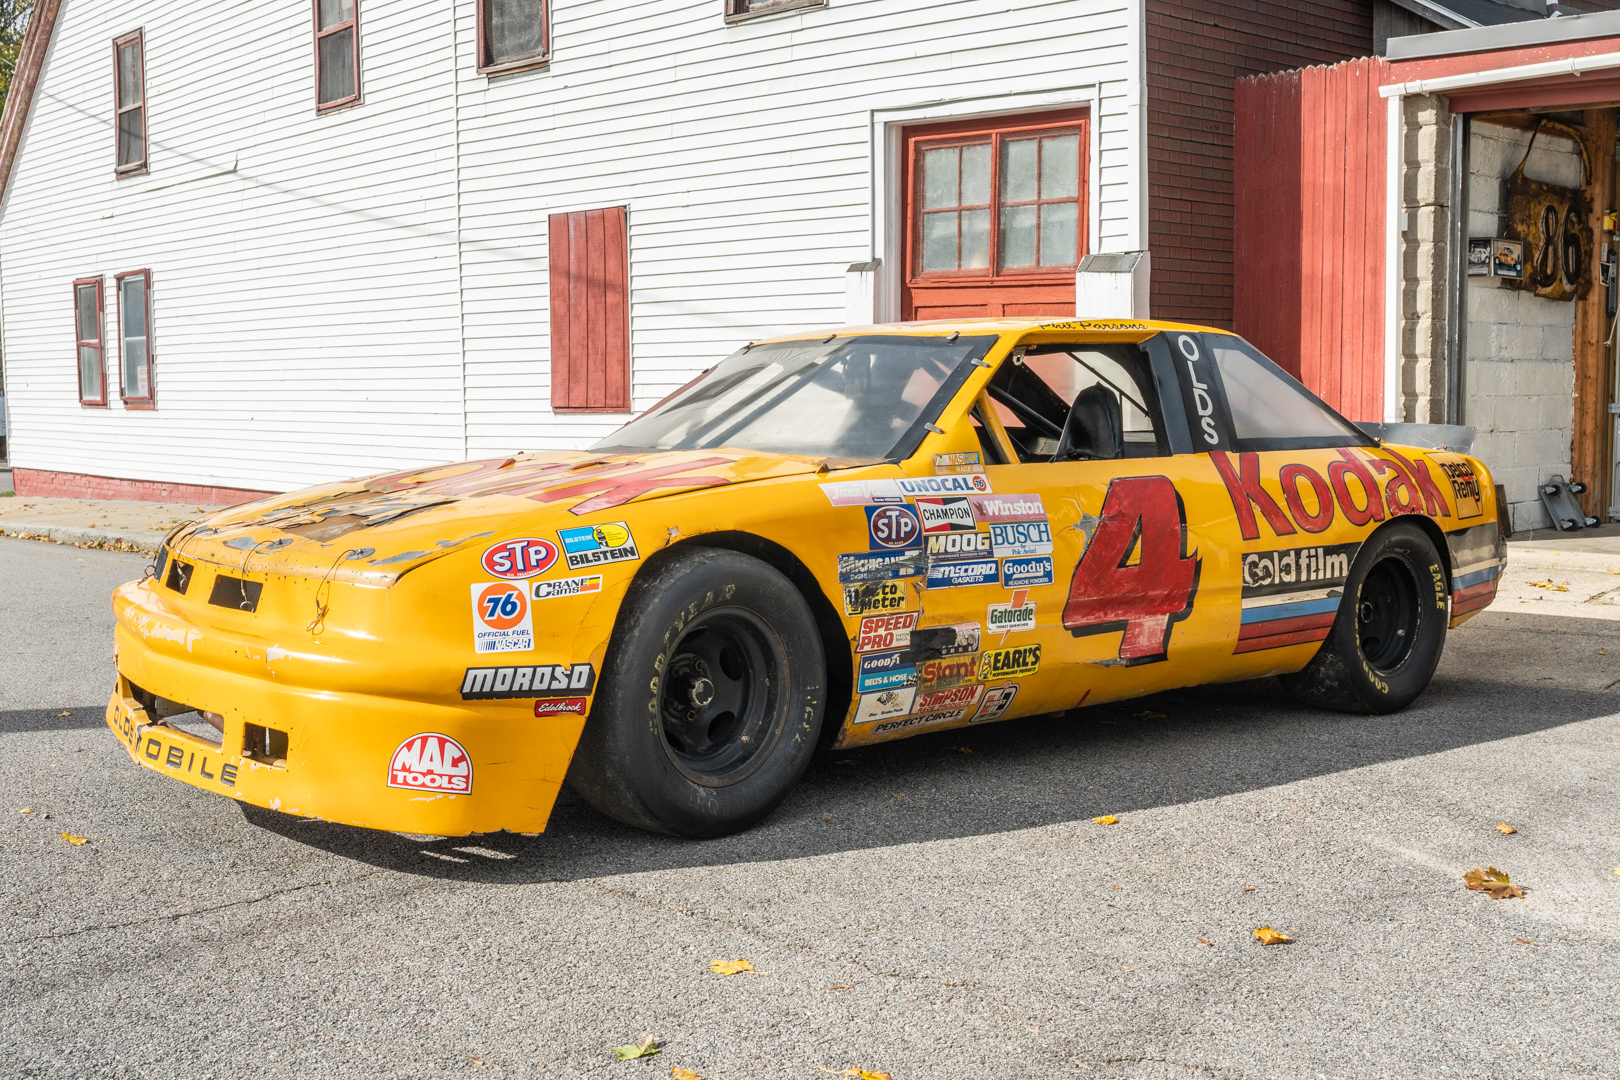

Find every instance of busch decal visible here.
[387,733,472,793]
[481,537,559,580]
[989,520,1054,558]
[866,504,923,550]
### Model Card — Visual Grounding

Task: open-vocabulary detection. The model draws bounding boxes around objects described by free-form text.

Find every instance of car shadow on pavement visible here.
[239,669,1620,883]
[0,707,111,733]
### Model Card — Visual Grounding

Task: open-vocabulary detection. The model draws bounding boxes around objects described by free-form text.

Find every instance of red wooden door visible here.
[901,109,1089,321]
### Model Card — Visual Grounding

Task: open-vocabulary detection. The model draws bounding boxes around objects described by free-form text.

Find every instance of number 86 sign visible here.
[470,581,535,654]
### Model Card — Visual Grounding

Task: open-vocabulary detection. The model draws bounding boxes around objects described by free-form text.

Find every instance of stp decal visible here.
[866,504,923,550]
[470,582,535,654]
[557,522,640,570]
[387,733,472,793]
[481,537,559,580]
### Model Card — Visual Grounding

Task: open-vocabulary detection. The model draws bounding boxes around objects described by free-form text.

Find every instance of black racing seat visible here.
[1053,384,1123,462]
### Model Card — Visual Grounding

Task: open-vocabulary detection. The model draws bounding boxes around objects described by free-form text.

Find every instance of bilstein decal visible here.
[557,522,640,569]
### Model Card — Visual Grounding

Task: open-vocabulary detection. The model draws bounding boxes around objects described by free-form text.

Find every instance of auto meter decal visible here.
[843,580,912,617]
[897,474,991,497]
[914,496,978,534]
[470,582,535,654]
[820,479,906,506]
[556,522,640,569]
[387,733,472,793]
[532,574,604,600]
[978,644,1040,681]
[854,686,916,724]
[481,537,559,579]
[969,682,1019,723]
[968,493,1046,522]
[857,612,919,652]
[866,504,922,550]
[460,663,597,700]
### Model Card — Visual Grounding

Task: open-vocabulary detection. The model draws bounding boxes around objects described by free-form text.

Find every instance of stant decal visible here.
[481,537,559,579]
[461,663,597,700]
[915,683,984,713]
[1001,555,1054,588]
[838,550,925,584]
[914,497,978,534]
[857,650,916,694]
[933,450,984,474]
[926,532,992,560]
[919,654,980,692]
[843,580,912,617]
[866,504,923,550]
[556,522,640,570]
[969,682,1019,723]
[534,698,588,717]
[987,590,1036,633]
[820,479,906,506]
[854,686,916,723]
[968,493,1046,522]
[897,474,992,497]
[978,644,1040,681]
[532,574,604,600]
[857,611,920,652]
[926,559,999,589]
[470,582,535,654]
[387,733,472,793]
[872,708,969,735]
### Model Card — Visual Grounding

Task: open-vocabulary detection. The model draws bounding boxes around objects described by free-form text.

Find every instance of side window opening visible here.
[985,344,1165,463]
[969,401,1011,465]
[1203,335,1372,451]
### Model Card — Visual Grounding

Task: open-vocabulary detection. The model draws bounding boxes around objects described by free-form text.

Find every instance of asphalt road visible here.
[3,535,1619,1079]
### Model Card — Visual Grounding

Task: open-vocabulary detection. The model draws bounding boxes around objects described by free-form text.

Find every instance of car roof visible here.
[754,317,1240,346]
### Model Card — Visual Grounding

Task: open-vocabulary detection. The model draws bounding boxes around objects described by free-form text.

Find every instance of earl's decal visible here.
[978,644,1041,681]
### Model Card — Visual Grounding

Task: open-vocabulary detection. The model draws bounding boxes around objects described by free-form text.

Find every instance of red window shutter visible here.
[549,206,630,412]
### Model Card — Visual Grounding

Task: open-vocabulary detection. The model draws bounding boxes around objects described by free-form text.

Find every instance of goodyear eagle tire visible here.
[567,546,826,837]
[1279,521,1448,714]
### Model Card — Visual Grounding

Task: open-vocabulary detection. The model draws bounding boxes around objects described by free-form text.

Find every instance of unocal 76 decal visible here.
[1063,475,1200,665]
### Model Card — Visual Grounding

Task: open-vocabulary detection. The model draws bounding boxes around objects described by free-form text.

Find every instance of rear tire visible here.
[567,546,825,837]
[1280,521,1448,714]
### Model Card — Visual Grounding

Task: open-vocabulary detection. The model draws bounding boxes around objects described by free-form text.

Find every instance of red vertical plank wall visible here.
[549,206,631,412]
[1233,57,1387,421]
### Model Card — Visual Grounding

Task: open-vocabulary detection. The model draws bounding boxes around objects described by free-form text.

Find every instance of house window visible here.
[479,0,547,73]
[902,110,1090,320]
[724,0,825,22]
[314,0,360,110]
[113,31,146,172]
[117,270,154,406]
[74,278,106,406]
[549,207,630,412]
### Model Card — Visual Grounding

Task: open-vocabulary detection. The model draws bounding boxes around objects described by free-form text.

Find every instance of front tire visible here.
[567,546,826,837]
[1280,521,1448,714]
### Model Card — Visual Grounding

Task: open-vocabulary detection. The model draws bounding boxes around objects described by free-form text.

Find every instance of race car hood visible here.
[165,449,821,585]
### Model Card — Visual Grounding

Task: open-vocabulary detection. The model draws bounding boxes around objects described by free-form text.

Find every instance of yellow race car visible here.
[107,319,1505,838]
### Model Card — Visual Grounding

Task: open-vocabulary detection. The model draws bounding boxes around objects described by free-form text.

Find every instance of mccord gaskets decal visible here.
[388,733,472,793]
[460,664,597,699]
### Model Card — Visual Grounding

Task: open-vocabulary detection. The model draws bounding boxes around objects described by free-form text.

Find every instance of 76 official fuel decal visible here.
[388,733,472,793]
[470,582,534,654]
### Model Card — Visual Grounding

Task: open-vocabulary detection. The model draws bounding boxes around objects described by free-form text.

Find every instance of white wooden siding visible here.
[1,0,1142,492]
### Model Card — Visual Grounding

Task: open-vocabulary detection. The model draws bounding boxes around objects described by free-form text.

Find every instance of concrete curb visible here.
[0,522,165,554]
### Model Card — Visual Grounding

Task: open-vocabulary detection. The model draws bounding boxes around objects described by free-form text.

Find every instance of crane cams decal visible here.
[387,733,472,793]
[480,537,559,580]
[532,574,604,600]
[556,522,640,570]
[470,582,534,653]
[460,663,597,699]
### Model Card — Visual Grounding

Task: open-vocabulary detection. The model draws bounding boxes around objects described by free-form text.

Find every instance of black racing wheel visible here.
[566,546,825,837]
[1280,522,1449,714]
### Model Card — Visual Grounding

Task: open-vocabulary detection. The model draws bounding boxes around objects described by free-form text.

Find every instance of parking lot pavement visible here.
[3,536,1619,1080]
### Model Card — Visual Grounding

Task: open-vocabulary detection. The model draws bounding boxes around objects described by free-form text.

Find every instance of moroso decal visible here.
[867,504,923,550]
[388,733,472,793]
[461,664,596,699]
[857,612,920,652]
[969,682,1019,723]
[481,538,559,579]
[978,644,1041,680]
[1234,543,1355,654]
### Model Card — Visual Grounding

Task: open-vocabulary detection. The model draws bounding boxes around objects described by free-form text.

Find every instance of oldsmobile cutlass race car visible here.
[107,319,1506,837]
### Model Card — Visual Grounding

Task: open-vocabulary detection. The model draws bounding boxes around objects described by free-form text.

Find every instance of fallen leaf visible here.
[827,984,853,989]
[1112,884,1124,890]
[1092,815,1119,825]
[55,711,71,717]
[228,860,238,868]
[1496,822,1518,835]
[822,817,836,824]
[611,1036,661,1060]
[1253,927,1292,945]
[1463,866,1525,899]
[1133,710,1167,720]
[60,832,88,846]
[1197,937,1214,947]
[1526,580,1568,592]
[710,958,754,976]
[950,746,973,754]
[468,1057,484,1065]
[1514,937,1539,947]
[1612,865,1620,877]
[18,808,32,814]
[1117,965,1133,972]
[1241,887,1256,893]
[669,1069,701,1080]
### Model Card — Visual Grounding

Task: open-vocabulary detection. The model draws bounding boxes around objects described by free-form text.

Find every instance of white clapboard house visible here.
[0,0,1377,501]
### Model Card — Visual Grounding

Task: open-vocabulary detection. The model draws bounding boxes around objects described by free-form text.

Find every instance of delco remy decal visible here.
[557,522,640,570]
[387,733,472,793]
[919,654,980,692]
[855,686,916,723]
[857,650,916,693]
[989,520,1053,558]
[1234,543,1355,655]
[470,582,534,654]
[978,644,1041,681]
[857,611,920,652]
[866,504,923,550]
[838,550,924,584]
[926,558,999,589]
[968,493,1046,522]
[987,590,1036,633]
[926,532,992,560]
[534,698,588,717]
[915,496,978,534]
[915,683,983,713]
[460,663,597,700]
[532,574,604,600]
[969,682,1019,723]
[896,474,992,497]
[908,622,980,657]
[843,580,912,617]
[872,707,969,735]
[480,537,559,580]
[1001,555,1055,588]
[1429,452,1484,519]
[933,450,984,474]
[820,478,905,506]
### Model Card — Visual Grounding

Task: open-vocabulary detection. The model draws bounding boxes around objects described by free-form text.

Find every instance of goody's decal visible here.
[969,682,1019,723]
[989,520,1053,558]
[968,493,1046,522]
[838,550,925,584]
[987,590,1036,633]
[897,474,992,497]
[460,663,597,700]
[926,532,992,560]
[532,574,604,600]
[387,733,472,793]
[820,479,905,506]
[855,686,916,723]
[914,497,978,534]
[1001,555,1054,588]
[872,708,969,736]
[978,644,1040,680]
[857,612,919,652]
[557,522,640,570]
[933,451,983,474]
[915,683,983,713]
[481,537,559,580]
[470,582,534,654]
[866,504,923,550]
[927,559,999,589]
[857,649,916,693]
[843,580,912,616]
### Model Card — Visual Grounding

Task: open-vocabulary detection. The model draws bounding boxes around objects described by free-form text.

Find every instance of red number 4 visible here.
[1062,475,1199,664]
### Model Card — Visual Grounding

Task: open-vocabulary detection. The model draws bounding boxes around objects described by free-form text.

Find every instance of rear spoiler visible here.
[1355,422,1477,454]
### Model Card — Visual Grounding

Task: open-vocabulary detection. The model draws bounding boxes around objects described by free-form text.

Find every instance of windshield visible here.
[593,334,996,460]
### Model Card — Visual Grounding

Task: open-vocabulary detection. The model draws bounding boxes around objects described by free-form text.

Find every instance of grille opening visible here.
[208,574,263,613]
[128,681,223,747]
[243,723,288,765]
[164,557,194,595]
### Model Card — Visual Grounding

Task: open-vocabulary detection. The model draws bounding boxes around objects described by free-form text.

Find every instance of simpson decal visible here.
[857,650,916,693]
[989,520,1053,558]
[933,450,984,474]
[872,708,969,735]
[915,683,984,713]
[925,532,992,560]
[896,474,992,497]
[914,497,978,533]
[857,612,920,652]
[926,559,999,589]
[1001,555,1054,588]
[838,550,925,583]
[969,682,1019,723]
[978,644,1040,680]
[480,537,559,580]
[461,664,597,700]
[820,479,906,506]
[532,574,604,600]
[470,582,534,654]
[968,493,1046,522]
[987,590,1037,633]
[855,686,916,723]
[919,654,980,692]
[866,504,923,550]
[534,698,588,717]
[843,580,912,617]
[557,522,640,570]
[387,733,472,793]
